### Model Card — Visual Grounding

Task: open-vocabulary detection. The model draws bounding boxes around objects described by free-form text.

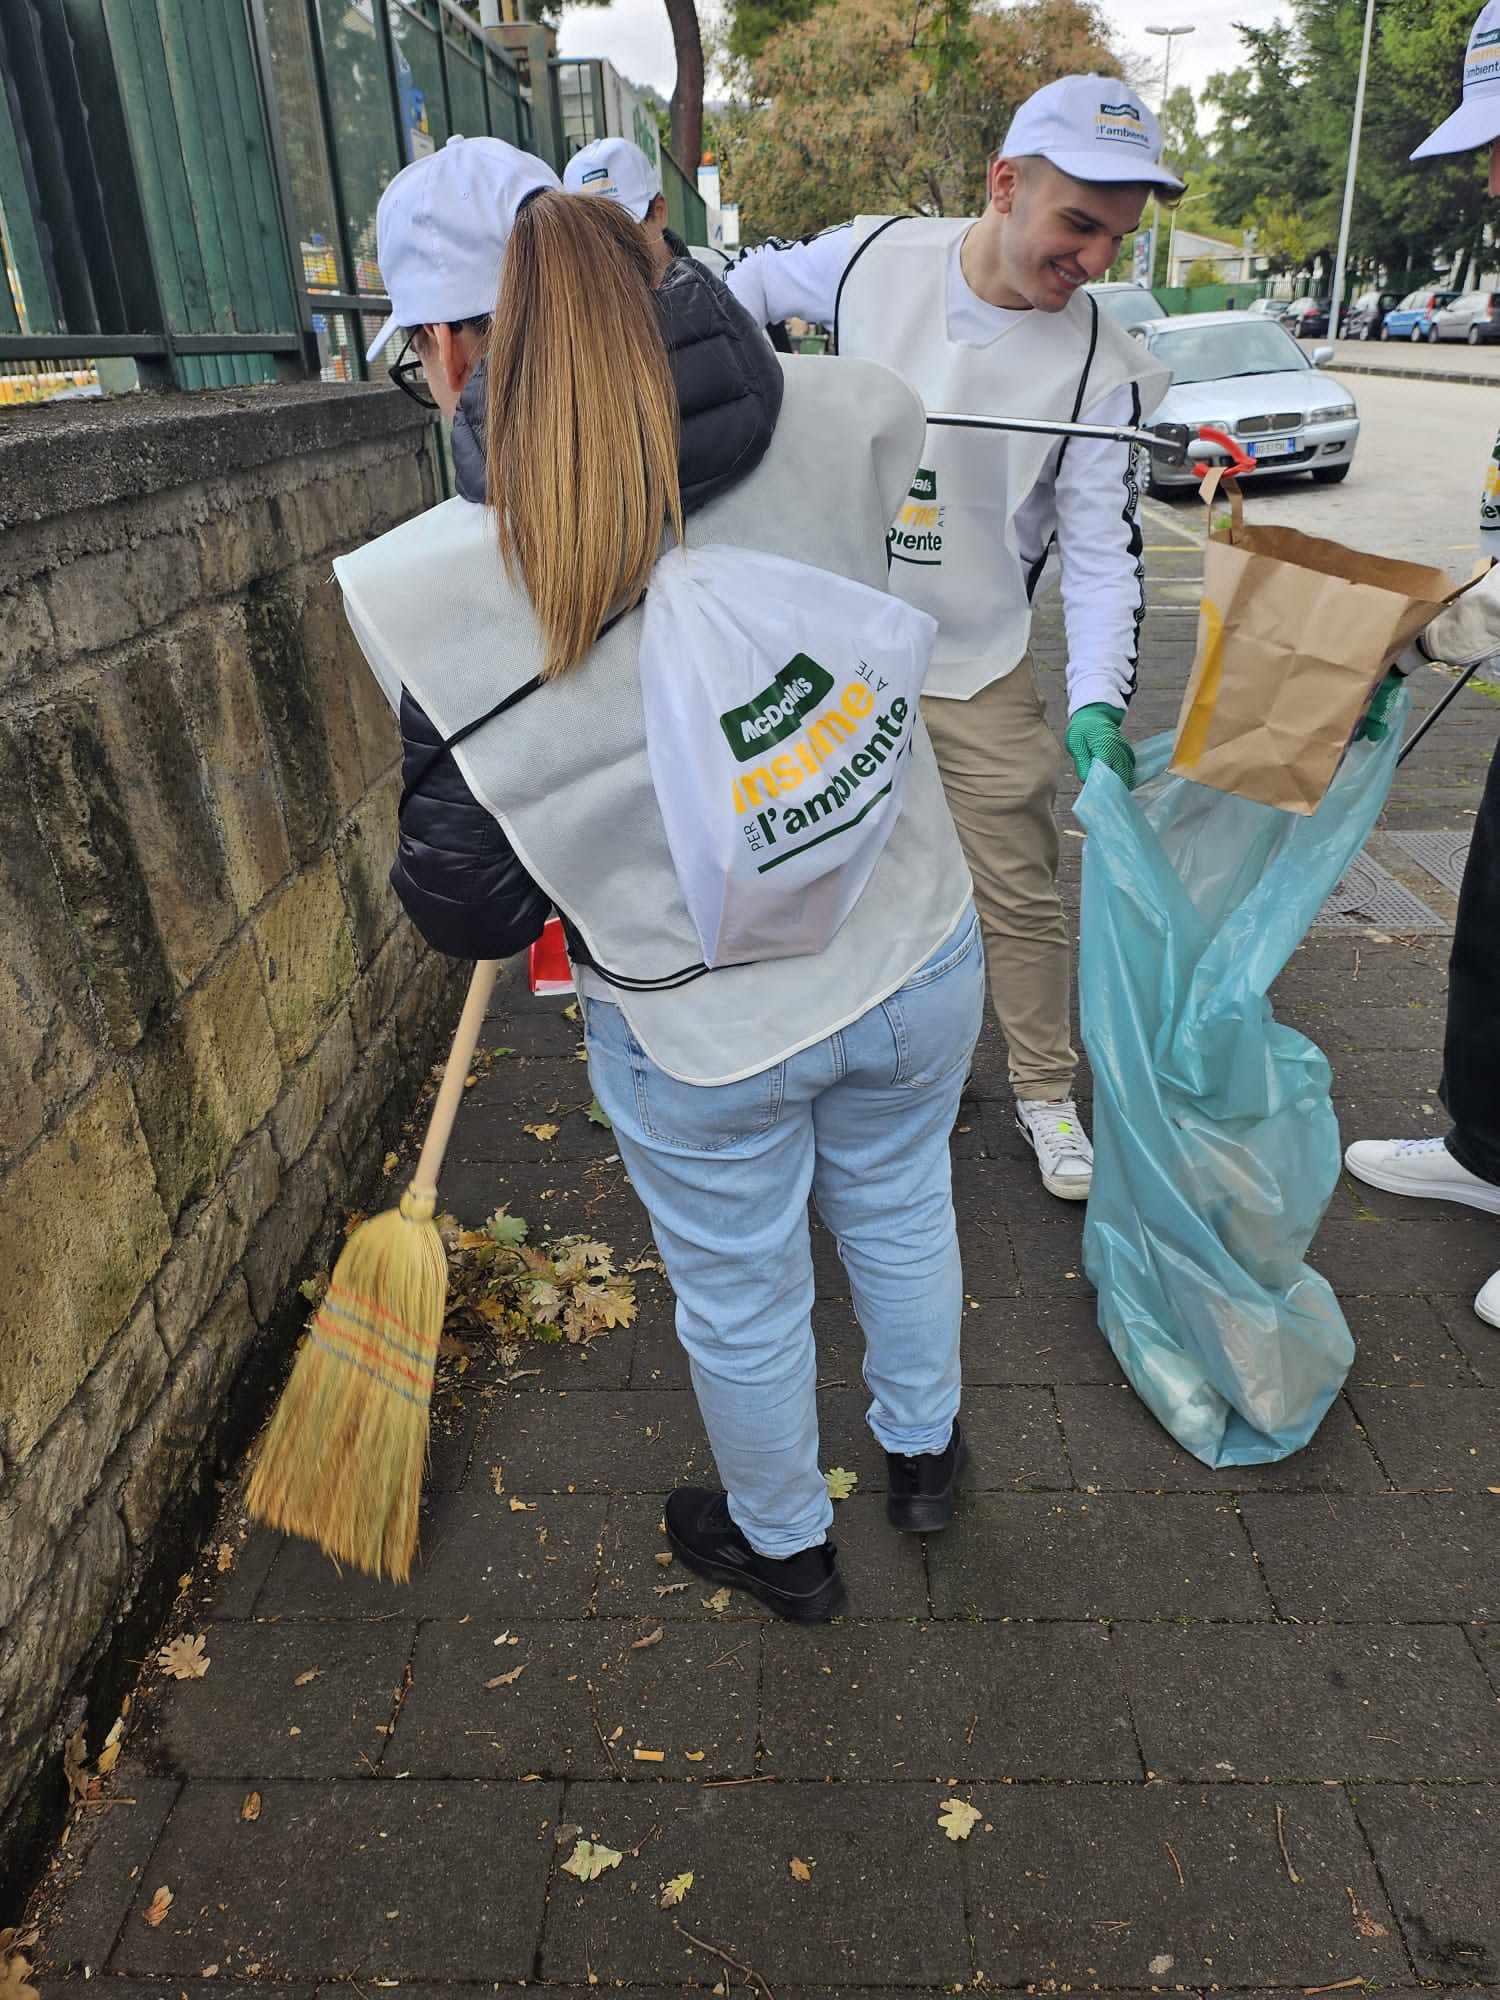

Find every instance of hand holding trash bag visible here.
[1066,703,1136,788]
[1356,670,1405,742]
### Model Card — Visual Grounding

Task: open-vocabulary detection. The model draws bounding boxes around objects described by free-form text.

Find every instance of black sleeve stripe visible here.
[1120,378,1145,709]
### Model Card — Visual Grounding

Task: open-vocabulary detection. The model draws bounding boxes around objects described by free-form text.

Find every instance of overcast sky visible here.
[555,0,1287,118]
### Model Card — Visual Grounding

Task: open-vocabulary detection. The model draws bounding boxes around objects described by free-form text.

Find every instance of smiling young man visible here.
[727,77,1179,1202]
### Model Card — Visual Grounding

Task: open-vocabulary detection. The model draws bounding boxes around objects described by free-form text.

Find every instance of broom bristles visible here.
[247,1188,446,1581]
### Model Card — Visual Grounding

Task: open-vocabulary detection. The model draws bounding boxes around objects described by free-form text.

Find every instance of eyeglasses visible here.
[390,333,437,409]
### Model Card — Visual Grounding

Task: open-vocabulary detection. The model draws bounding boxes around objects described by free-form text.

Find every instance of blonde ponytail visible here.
[485,190,683,679]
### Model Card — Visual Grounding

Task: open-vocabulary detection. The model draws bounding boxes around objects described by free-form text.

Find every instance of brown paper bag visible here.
[1169,470,1473,813]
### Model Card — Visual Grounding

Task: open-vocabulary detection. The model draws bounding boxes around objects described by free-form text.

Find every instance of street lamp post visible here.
[1328,0,1377,342]
[1145,24,1195,287]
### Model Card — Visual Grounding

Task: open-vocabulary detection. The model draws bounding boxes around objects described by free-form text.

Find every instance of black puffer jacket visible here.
[393,257,784,961]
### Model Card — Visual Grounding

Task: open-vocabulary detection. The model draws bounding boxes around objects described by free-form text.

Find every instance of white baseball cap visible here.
[1000,75,1186,193]
[1413,1,1500,157]
[366,134,560,362]
[562,137,662,221]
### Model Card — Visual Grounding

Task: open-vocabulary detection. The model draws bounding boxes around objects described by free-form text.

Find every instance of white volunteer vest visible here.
[335,356,973,1087]
[835,216,1171,701]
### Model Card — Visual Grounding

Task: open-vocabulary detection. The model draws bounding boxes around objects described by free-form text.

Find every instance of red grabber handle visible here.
[1196,425,1256,477]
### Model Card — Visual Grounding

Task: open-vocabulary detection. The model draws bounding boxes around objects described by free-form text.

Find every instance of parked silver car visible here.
[1430,289,1500,344]
[1132,312,1360,494]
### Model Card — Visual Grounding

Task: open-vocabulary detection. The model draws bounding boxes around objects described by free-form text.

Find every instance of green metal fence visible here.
[660,146,708,250]
[0,0,537,390]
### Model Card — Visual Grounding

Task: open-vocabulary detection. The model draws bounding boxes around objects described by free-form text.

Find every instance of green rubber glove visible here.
[1065,703,1136,788]
[1356,669,1404,743]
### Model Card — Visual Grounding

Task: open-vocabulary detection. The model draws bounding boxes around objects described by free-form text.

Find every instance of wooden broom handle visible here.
[409,960,501,1200]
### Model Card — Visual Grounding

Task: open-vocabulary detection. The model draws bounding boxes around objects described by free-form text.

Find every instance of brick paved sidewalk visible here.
[18,575,1500,1996]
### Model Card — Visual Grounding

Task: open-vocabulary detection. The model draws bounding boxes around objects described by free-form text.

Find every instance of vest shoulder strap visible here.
[832,215,915,354]
[1055,292,1101,475]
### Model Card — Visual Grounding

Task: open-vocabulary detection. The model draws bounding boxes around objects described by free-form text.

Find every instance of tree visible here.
[1158,84,1209,184]
[726,0,1120,240]
[664,0,706,169]
[1201,0,1486,286]
[1184,254,1220,287]
[726,0,825,66]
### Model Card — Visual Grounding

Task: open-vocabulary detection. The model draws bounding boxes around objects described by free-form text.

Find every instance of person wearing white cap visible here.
[565,136,742,292]
[1342,3,1500,1332]
[564,137,669,259]
[726,76,1179,1207]
[334,131,988,1620]
[364,133,559,392]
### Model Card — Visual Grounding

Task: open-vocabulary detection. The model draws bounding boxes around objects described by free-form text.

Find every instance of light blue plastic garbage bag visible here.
[1074,691,1408,1467]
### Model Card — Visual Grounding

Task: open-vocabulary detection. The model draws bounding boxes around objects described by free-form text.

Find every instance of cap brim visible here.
[1042,146,1187,193]
[365,311,402,364]
[1412,91,1500,157]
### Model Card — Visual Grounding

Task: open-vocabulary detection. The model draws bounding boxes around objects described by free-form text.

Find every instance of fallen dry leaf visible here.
[157,1635,210,1681]
[789,1856,813,1882]
[630,1626,664,1651]
[216,1543,235,1574]
[63,1727,89,1802]
[685,1750,705,1762]
[523,1122,560,1142]
[142,1886,174,1928]
[702,1587,732,1613]
[487,1665,526,1689]
[510,1498,536,1513]
[294,1669,320,1687]
[823,1466,858,1501]
[654,1581,690,1597]
[0,1954,39,2000]
[241,1792,261,1822]
[491,1465,505,1496]
[937,1797,982,1842]
[659,1871,694,1908]
[382,1151,399,1174]
[561,1838,622,1883]
[96,1717,125,1777]
[654,1552,674,1568]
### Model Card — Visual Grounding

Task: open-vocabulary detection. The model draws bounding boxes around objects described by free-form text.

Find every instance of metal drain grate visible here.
[1387,828,1472,899]
[1312,850,1449,933]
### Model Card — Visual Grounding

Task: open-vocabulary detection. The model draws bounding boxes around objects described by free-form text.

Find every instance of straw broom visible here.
[247,960,500,1581]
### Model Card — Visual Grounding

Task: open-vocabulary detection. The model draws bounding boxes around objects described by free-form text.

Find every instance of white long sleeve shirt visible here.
[728,226,1149,714]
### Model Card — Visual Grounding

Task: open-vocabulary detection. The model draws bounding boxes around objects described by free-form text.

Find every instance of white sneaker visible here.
[1016,1097,1093,1201]
[1343,1135,1500,1215]
[1476,1270,1500,1328]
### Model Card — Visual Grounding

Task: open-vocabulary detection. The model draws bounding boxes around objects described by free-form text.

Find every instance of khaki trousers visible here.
[920,657,1075,1102]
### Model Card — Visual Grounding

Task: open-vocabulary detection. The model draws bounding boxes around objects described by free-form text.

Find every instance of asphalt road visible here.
[1144,366,1499,577]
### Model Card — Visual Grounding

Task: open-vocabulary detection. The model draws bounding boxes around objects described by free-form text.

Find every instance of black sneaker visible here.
[885,1422,967,1533]
[664,1487,847,1623]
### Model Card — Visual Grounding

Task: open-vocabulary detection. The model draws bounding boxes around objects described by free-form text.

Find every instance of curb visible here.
[1326,357,1500,387]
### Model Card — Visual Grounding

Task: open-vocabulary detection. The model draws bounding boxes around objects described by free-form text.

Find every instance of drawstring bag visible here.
[1076,695,1408,1466]
[638,543,937,968]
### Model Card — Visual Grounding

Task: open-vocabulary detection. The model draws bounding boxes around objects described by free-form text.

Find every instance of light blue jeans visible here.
[581,907,984,1557]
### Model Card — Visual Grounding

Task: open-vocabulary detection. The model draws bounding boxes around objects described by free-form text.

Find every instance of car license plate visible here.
[1249,437,1295,459]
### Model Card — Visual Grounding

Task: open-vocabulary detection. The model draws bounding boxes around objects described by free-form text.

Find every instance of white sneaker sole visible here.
[1344,1148,1500,1216]
[1476,1284,1500,1329]
[1039,1168,1091,1201]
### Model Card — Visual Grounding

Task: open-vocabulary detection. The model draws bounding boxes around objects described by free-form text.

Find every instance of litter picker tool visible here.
[925,412,1257,476]
[247,959,500,1580]
[1398,643,1500,765]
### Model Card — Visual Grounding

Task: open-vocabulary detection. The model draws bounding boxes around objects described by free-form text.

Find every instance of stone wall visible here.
[0,384,466,1875]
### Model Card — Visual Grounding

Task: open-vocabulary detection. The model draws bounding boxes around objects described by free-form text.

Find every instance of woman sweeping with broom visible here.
[252,137,980,1622]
